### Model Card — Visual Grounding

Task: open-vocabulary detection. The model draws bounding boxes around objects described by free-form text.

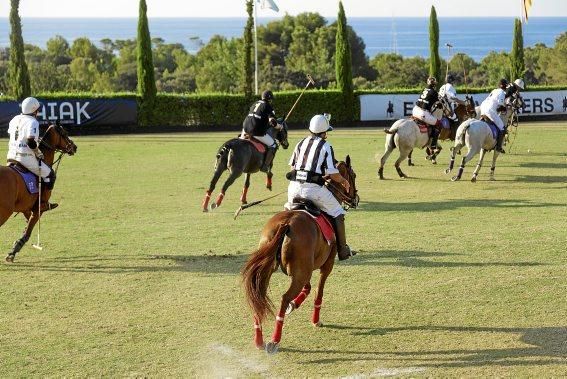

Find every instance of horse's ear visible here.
[346,155,351,167]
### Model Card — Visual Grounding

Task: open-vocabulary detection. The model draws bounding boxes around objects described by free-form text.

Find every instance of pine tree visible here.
[137,0,157,126]
[510,18,525,81]
[242,0,254,98]
[9,0,31,100]
[429,6,441,82]
[335,1,354,121]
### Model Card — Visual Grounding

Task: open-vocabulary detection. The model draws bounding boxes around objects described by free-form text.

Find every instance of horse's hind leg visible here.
[6,211,36,263]
[202,160,226,212]
[452,147,479,181]
[471,149,488,182]
[240,173,251,204]
[407,149,415,166]
[378,140,394,179]
[285,282,311,315]
[265,274,310,354]
[446,141,463,174]
[211,170,243,210]
[312,253,334,327]
[394,148,411,178]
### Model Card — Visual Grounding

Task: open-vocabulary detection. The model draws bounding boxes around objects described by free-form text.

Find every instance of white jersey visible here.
[481,88,505,114]
[7,114,40,160]
[288,136,339,175]
[439,83,458,102]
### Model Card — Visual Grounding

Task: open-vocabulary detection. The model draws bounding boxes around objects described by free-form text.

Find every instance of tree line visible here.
[2,1,566,98]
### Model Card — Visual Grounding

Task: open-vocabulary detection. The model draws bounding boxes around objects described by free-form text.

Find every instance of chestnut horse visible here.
[1,122,77,262]
[242,156,359,354]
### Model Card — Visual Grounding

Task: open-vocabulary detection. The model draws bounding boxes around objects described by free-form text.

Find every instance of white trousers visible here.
[12,155,53,181]
[240,130,276,147]
[285,181,345,218]
[412,105,438,125]
[480,104,505,131]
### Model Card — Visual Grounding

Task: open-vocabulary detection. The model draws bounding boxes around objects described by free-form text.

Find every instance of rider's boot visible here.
[333,214,356,261]
[430,122,441,149]
[495,129,506,154]
[261,146,276,173]
[39,176,58,212]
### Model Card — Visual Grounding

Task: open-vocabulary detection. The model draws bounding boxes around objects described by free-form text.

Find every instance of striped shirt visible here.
[288,136,338,175]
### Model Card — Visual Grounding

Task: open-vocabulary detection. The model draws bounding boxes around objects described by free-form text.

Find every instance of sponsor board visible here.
[360,90,567,121]
[0,99,137,131]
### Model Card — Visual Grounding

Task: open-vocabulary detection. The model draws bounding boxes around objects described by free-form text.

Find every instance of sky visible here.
[0,0,566,18]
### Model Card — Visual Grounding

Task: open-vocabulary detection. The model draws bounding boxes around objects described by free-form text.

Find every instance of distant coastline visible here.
[0,17,565,61]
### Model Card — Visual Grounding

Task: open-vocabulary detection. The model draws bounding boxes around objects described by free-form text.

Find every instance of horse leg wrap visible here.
[449,157,455,171]
[271,311,285,344]
[10,234,30,255]
[253,316,264,349]
[292,286,311,309]
[201,191,212,211]
[312,298,323,325]
[266,174,273,190]
[215,192,225,207]
[240,187,248,204]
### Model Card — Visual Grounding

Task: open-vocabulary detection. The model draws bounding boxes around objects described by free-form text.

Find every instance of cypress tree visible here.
[8,0,31,101]
[242,0,254,98]
[428,6,441,82]
[335,1,354,121]
[510,18,525,81]
[137,0,157,126]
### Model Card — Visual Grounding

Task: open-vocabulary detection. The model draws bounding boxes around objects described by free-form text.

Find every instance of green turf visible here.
[0,123,565,377]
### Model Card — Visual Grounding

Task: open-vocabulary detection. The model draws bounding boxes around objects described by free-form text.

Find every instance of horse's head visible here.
[40,122,78,156]
[329,155,359,210]
[465,95,477,118]
[271,120,289,149]
[508,94,525,111]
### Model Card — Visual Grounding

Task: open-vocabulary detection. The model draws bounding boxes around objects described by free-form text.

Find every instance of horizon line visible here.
[1,15,566,19]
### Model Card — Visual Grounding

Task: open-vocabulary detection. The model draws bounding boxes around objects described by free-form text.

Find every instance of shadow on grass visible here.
[348,250,542,268]
[513,175,567,183]
[283,325,566,369]
[358,198,561,212]
[3,253,247,275]
[518,162,567,170]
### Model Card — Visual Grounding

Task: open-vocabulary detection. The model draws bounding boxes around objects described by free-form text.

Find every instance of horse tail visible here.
[214,140,235,170]
[242,223,289,324]
[456,119,473,145]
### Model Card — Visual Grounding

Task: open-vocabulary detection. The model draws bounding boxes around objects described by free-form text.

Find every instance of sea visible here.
[0,17,565,61]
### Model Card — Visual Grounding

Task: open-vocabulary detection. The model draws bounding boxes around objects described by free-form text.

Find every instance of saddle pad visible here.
[295,210,335,245]
[240,137,266,153]
[486,122,499,140]
[10,166,39,194]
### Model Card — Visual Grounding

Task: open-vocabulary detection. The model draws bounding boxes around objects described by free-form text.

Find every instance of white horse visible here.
[378,102,452,179]
[445,95,524,182]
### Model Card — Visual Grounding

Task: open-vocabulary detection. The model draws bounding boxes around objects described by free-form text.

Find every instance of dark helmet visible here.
[427,77,437,87]
[261,90,274,101]
[499,78,508,88]
[446,74,455,84]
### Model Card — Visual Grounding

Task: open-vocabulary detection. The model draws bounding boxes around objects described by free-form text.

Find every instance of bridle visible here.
[326,162,359,210]
[39,124,76,172]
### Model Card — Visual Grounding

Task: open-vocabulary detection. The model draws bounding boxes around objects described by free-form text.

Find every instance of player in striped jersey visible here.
[285,114,355,261]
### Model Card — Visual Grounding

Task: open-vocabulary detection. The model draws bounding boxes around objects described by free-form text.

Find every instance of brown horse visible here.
[1,122,77,262]
[242,156,359,354]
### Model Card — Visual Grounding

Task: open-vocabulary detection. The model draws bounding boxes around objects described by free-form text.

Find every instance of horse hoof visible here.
[313,321,323,327]
[266,185,272,191]
[489,176,496,181]
[432,160,437,165]
[5,254,15,263]
[255,342,265,350]
[209,203,218,211]
[408,162,415,166]
[241,201,248,205]
[445,168,451,174]
[265,341,279,354]
[285,302,296,316]
[451,176,460,182]
[471,176,477,183]
[425,155,431,161]
[202,208,208,213]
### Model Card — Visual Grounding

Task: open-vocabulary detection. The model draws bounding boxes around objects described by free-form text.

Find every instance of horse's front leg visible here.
[266,171,273,191]
[489,150,500,181]
[312,249,334,327]
[240,173,251,204]
[286,283,311,315]
[253,315,265,350]
[407,149,415,166]
[6,211,37,263]
[471,149,487,182]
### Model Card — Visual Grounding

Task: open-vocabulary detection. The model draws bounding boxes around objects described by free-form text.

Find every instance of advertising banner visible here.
[360,90,567,121]
[0,99,137,132]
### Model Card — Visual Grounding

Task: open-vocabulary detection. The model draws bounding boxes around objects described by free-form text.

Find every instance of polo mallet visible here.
[32,158,43,251]
[284,74,316,122]
[234,190,286,220]
[445,43,453,79]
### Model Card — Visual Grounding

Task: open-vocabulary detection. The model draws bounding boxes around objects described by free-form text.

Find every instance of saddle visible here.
[411,117,430,134]
[7,161,40,194]
[480,116,499,140]
[289,198,335,245]
[239,133,266,153]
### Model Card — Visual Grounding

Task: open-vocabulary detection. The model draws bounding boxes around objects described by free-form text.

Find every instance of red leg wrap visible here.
[271,310,285,344]
[312,298,322,325]
[201,191,211,210]
[215,192,225,206]
[292,286,311,308]
[253,315,264,349]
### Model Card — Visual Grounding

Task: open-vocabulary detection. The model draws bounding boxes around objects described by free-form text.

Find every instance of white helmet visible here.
[309,114,333,134]
[21,97,41,114]
[514,79,525,90]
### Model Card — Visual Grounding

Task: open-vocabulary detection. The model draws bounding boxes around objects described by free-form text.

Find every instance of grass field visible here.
[0,122,565,377]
